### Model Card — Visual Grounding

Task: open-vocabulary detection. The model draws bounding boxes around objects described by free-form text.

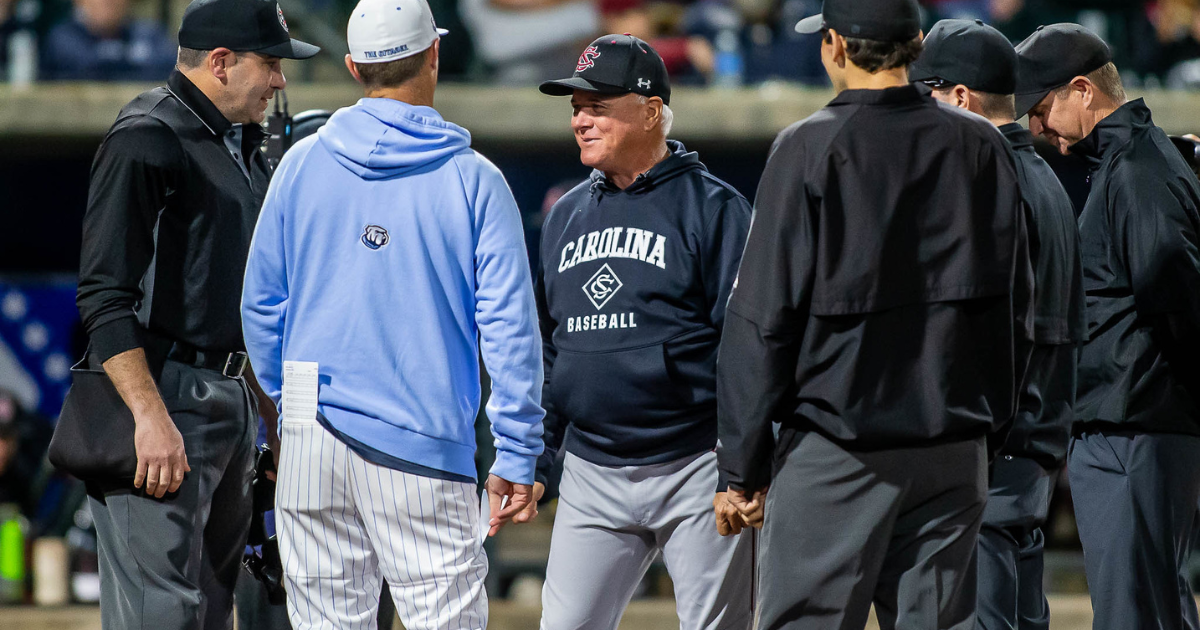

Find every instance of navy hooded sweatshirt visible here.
[534,141,751,488]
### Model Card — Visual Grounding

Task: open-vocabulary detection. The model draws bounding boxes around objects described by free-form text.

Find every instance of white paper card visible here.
[479,489,508,544]
[479,489,490,544]
[281,361,319,423]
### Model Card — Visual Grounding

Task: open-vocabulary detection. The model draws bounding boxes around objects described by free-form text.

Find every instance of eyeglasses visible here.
[920,78,956,90]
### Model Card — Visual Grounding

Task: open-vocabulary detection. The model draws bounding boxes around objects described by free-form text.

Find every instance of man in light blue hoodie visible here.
[240,0,545,626]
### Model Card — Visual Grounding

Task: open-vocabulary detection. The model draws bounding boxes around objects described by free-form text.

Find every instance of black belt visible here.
[167,343,248,378]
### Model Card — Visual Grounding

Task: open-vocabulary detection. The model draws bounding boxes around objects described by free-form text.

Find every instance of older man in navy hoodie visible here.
[240,0,544,627]
[530,34,755,630]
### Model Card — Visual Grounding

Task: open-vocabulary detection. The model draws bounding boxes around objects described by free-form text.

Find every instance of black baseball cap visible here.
[539,34,671,105]
[910,19,1017,95]
[179,0,320,60]
[795,0,921,43]
[1014,23,1112,118]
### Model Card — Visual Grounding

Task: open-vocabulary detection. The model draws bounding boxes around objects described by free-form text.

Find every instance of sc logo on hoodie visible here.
[361,225,390,250]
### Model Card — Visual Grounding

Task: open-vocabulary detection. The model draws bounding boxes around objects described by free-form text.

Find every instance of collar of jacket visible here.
[829,83,929,107]
[999,122,1034,150]
[1069,98,1154,168]
[590,139,705,194]
[166,70,269,147]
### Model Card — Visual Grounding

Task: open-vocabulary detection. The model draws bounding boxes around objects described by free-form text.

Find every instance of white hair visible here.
[637,95,674,138]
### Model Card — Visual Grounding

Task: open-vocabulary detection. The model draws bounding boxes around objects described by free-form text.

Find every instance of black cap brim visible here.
[908,61,938,84]
[539,77,631,97]
[255,38,321,60]
[795,14,824,34]
[1014,89,1053,119]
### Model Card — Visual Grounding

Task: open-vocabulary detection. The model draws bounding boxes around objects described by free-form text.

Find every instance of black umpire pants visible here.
[975,456,1056,630]
[87,359,256,630]
[1068,430,1200,630]
[757,431,987,630]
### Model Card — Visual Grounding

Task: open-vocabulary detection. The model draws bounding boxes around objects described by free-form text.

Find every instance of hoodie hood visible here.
[318,98,472,180]
[592,140,706,194]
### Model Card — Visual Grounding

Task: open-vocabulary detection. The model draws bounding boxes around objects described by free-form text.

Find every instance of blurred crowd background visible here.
[1,0,1199,88]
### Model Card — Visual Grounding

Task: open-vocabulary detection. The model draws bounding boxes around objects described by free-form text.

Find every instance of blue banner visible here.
[0,275,80,420]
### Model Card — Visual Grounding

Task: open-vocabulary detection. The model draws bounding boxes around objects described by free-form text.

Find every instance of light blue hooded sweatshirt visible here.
[241,98,544,485]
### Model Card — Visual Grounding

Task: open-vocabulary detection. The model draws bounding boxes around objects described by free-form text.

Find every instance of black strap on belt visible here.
[167,343,248,378]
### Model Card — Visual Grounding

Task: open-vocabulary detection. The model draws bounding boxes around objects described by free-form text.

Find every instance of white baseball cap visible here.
[347,0,449,64]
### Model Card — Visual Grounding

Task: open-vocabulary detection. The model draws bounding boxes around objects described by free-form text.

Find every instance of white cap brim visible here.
[795,14,824,34]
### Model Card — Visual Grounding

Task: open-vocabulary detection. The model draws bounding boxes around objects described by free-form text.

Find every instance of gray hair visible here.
[637,95,674,138]
[177,47,212,70]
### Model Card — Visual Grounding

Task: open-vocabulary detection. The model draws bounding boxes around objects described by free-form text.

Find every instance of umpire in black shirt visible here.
[1017,24,1200,630]
[74,0,316,627]
[716,0,1035,627]
[911,20,1086,630]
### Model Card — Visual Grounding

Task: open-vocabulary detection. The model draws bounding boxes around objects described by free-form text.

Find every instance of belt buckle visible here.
[223,352,248,378]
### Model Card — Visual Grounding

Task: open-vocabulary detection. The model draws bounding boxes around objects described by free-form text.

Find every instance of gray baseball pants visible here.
[1068,430,1200,630]
[540,450,755,630]
[87,360,256,630]
[975,456,1056,630]
[757,431,986,630]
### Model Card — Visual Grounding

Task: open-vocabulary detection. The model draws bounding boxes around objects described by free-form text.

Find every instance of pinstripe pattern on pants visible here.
[277,414,488,630]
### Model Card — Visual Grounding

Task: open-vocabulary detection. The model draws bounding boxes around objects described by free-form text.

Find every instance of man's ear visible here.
[645,96,664,132]
[429,39,440,75]
[210,48,235,82]
[954,84,971,109]
[344,54,363,84]
[1072,75,1096,109]
[829,29,847,68]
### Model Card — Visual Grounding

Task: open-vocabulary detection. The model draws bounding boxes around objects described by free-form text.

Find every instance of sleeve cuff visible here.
[489,451,537,486]
[715,467,730,493]
[89,316,145,363]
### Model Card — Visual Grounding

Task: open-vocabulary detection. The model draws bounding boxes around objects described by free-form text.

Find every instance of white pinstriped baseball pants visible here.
[276,414,488,630]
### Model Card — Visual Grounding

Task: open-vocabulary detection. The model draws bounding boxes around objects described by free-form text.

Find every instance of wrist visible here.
[130,400,169,423]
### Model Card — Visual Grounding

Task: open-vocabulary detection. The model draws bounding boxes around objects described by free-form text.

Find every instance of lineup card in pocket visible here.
[479,489,509,544]
[282,361,319,422]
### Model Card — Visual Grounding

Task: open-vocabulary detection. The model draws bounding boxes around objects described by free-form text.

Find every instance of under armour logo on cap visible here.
[540,34,672,105]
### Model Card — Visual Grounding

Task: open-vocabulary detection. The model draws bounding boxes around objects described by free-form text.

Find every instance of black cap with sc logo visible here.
[539,34,671,105]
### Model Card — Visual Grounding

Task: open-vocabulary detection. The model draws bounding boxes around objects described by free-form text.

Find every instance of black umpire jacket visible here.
[1070,99,1200,435]
[999,123,1086,470]
[77,70,270,364]
[716,85,1035,492]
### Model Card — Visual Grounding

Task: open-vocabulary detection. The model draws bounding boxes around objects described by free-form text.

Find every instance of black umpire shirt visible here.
[716,85,1034,492]
[999,122,1086,470]
[1070,99,1200,436]
[77,70,270,363]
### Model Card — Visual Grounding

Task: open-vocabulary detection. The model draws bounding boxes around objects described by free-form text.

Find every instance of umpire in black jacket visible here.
[1018,24,1200,630]
[912,20,1087,630]
[72,1,316,628]
[716,0,1035,628]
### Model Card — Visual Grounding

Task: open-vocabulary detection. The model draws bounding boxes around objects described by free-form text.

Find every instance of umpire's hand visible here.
[485,474,535,537]
[133,408,191,498]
